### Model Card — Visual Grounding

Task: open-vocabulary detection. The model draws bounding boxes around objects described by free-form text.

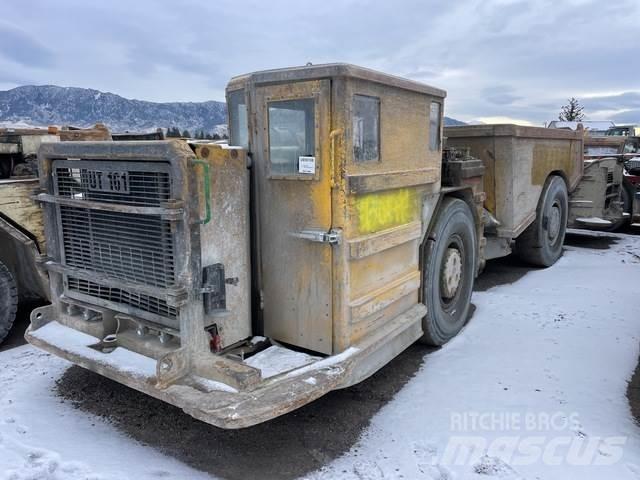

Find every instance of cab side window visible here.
[429,102,441,151]
[353,95,380,162]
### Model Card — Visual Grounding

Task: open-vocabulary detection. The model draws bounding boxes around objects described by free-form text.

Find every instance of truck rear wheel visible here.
[420,197,476,346]
[0,261,18,344]
[516,175,568,267]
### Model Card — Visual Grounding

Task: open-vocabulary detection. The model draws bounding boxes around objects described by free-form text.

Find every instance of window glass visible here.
[268,99,315,175]
[353,95,380,162]
[585,146,619,156]
[429,102,442,151]
[228,90,248,148]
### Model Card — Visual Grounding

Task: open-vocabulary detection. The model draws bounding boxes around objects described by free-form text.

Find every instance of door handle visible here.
[292,229,341,245]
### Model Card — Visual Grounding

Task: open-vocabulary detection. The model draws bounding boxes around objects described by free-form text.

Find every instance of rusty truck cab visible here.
[27,64,478,428]
[226,64,447,357]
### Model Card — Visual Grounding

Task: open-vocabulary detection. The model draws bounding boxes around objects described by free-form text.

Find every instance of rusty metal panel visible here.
[254,80,333,355]
[0,178,46,249]
[336,77,444,348]
[445,124,583,238]
[194,144,251,347]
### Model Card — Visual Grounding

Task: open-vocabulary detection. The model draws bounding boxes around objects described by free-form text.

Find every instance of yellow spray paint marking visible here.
[356,188,418,234]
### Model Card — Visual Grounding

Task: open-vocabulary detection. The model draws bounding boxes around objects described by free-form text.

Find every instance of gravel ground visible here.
[50,253,533,480]
[2,227,638,480]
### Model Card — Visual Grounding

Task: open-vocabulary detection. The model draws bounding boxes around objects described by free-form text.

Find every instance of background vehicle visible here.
[583,135,640,229]
[25,64,620,428]
[0,124,166,345]
[547,120,614,136]
[605,125,640,137]
[0,124,111,344]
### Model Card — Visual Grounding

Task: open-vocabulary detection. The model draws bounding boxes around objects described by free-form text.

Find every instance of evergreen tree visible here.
[182,129,191,138]
[212,133,221,140]
[559,98,585,121]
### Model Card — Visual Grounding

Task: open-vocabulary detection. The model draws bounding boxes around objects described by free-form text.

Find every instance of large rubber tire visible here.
[605,187,631,232]
[0,261,18,345]
[420,198,476,346]
[516,175,568,267]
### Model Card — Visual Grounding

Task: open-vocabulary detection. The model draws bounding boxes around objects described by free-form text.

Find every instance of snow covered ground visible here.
[1,230,639,480]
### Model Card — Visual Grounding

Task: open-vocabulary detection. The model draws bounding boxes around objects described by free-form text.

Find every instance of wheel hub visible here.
[440,247,462,300]
[547,202,561,243]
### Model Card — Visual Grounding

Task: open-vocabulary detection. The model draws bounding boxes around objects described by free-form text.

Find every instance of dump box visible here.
[445,125,583,238]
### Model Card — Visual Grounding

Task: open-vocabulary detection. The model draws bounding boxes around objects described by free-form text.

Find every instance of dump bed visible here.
[445,124,583,238]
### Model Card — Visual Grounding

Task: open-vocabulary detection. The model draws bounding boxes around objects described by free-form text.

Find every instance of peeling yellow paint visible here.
[355,188,419,234]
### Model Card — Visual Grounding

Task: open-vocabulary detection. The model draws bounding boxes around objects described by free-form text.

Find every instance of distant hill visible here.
[444,117,466,126]
[0,84,464,134]
[0,85,226,135]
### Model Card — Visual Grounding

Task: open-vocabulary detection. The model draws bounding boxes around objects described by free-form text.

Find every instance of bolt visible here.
[159,359,173,372]
[159,332,172,345]
[136,325,149,337]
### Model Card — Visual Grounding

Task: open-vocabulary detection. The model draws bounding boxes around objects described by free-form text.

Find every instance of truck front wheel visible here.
[516,175,568,267]
[420,197,476,346]
[0,261,18,345]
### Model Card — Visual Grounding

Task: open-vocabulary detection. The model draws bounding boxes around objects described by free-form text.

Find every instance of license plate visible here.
[84,170,130,194]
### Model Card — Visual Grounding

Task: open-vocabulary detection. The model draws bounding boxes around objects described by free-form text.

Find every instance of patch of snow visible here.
[285,347,359,379]
[190,376,238,394]
[30,321,156,379]
[576,217,613,225]
[0,347,210,480]
[245,346,320,379]
[315,231,640,479]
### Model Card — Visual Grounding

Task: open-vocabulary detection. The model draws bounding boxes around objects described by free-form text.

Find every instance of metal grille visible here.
[55,165,171,207]
[67,277,177,319]
[628,159,640,171]
[60,206,175,288]
[53,159,179,322]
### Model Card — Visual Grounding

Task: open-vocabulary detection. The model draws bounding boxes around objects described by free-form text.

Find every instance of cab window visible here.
[353,95,380,162]
[429,102,441,151]
[228,90,249,148]
[268,99,315,176]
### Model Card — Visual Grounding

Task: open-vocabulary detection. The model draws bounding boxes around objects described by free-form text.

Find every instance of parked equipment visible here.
[583,135,640,229]
[0,124,111,344]
[25,64,622,428]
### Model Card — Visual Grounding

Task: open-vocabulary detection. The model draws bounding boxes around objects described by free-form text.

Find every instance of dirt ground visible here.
[2,227,638,480]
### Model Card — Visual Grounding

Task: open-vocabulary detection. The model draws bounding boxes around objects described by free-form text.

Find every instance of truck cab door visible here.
[253,79,333,354]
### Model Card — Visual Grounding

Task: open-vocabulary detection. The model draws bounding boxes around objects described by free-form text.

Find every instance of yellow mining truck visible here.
[26,64,610,428]
[0,124,111,344]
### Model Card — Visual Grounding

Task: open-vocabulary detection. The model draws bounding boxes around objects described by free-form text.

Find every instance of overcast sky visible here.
[1,0,638,125]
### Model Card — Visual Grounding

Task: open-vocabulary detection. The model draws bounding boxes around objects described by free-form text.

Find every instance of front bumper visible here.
[26,303,425,429]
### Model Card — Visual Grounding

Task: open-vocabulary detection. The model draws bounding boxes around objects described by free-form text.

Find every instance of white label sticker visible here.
[298,156,316,174]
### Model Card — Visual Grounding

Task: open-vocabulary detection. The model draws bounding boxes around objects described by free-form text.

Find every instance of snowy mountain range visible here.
[0,85,464,134]
[0,85,227,135]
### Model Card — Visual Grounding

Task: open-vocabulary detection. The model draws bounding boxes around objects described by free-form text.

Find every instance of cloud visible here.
[482,86,522,105]
[583,92,640,112]
[610,110,640,124]
[0,22,53,68]
[0,0,638,126]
